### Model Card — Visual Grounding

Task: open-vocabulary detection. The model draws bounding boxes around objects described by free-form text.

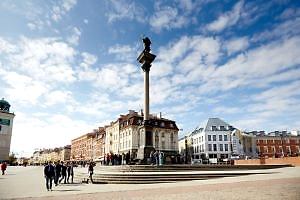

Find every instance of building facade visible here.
[93,127,105,162]
[0,98,15,161]
[104,110,179,162]
[256,135,300,158]
[71,132,96,161]
[231,129,257,158]
[30,146,71,165]
[191,118,234,160]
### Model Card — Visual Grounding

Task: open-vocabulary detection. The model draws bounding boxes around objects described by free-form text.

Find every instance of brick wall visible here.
[234,157,300,166]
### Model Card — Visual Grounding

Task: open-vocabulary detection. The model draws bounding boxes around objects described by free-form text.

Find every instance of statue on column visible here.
[142,37,151,53]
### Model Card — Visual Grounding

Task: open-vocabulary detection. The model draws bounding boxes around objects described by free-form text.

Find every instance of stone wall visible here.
[234,157,300,166]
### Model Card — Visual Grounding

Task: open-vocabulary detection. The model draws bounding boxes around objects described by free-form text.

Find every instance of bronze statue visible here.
[142,37,151,53]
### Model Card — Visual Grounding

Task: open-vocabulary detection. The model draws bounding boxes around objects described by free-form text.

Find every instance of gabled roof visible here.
[204,118,233,131]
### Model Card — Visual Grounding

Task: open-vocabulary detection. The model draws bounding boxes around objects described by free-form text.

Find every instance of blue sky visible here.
[0,0,300,157]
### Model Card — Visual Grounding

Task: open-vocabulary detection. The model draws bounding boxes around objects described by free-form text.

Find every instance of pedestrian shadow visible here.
[53,189,81,192]
[57,183,82,187]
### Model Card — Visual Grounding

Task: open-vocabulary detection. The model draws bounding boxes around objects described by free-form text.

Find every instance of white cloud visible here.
[225,36,249,55]
[206,36,300,92]
[11,112,95,156]
[151,62,173,77]
[67,27,81,46]
[0,38,17,53]
[0,70,48,105]
[252,17,300,42]
[108,44,133,54]
[150,6,187,32]
[106,0,144,23]
[206,1,244,32]
[279,7,300,19]
[44,90,74,106]
[9,37,76,84]
[51,0,77,22]
[84,19,89,24]
[108,44,136,61]
[80,52,98,68]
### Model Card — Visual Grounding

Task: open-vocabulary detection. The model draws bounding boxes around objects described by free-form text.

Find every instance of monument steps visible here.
[74,164,291,184]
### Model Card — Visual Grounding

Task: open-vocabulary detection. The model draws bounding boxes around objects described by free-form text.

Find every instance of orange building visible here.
[71,127,106,162]
[71,132,95,161]
[93,127,106,162]
[256,135,300,158]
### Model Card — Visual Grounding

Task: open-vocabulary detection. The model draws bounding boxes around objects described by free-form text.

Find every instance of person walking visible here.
[154,150,159,166]
[88,162,94,184]
[67,162,74,183]
[59,161,67,184]
[54,161,62,186]
[44,161,55,191]
[150,151,154,165]
[159,151,164,166]
[1,162,7,175]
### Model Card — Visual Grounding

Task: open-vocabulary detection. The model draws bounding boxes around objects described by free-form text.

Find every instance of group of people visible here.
[43,161,74,191]
[150,151,164,166]
[104,152,131,165]
[1,161,7,175]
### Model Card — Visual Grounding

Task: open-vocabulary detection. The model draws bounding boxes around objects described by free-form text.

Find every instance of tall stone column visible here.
[144,68,149,121]
[137,37,156,161]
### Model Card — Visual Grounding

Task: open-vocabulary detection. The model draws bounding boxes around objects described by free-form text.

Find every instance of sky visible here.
[0,0,300,157]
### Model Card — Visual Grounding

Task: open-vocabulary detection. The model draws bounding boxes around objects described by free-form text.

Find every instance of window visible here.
[219,144,223,151]
[212,126,217,131]
[225,144,228,151]
[213,144,217,151]
[208,144,212,151]
[220,126,225,131]
[208,135,211,141]
[161,122,165,127]
[213,135,216,141]
[224,135,228,141]
[219,135,222,141]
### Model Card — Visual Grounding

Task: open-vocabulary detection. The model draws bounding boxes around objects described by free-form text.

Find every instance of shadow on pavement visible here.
[56,183,82,187]
[53,189,81,192]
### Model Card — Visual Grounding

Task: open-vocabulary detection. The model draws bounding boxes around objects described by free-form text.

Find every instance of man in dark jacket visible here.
[88,162,94,183]
[44,161,55,191]
[59,161,67,184]
[54,161,62,186]
[67,162,74,183]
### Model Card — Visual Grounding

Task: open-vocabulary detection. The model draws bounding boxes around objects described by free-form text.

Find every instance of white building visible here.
[0,98,15,161]
[191,118,234,160]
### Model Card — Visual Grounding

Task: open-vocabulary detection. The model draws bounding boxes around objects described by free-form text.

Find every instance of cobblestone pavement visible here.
[1,166,300,200]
